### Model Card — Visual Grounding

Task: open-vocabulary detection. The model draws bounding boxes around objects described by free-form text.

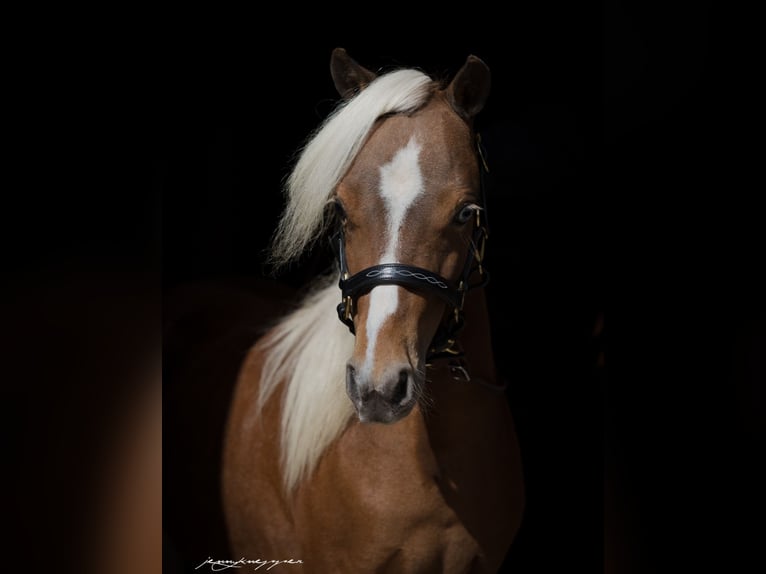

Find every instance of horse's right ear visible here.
[330,47,377,99]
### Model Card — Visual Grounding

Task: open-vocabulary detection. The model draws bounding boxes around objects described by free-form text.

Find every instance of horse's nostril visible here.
[346,364,360,403]
[390,369,410,404]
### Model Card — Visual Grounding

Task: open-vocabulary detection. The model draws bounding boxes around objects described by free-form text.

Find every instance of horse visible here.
[221,47,525,573]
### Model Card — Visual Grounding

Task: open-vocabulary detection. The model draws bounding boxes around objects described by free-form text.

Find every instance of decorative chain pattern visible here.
[364,268,449,289]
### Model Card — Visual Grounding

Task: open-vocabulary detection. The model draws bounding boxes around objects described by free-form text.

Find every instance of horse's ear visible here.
[446,55,491,120]
[330,47,377,99]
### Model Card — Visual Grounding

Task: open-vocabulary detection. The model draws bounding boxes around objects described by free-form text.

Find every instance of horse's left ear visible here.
[330,47,377,99]
[446,55,491,120]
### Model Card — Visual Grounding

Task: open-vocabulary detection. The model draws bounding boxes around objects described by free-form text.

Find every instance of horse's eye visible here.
[454,204,476,225]
[334,200,347,222]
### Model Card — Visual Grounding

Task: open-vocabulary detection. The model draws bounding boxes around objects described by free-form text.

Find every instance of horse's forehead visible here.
[350,101,474,186]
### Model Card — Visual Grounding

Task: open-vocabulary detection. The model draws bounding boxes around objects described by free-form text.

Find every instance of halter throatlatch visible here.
[334,134,491,362]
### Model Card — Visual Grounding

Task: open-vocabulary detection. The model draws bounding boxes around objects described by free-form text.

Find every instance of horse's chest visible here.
[294,475,484,573]
[290,417,507,573]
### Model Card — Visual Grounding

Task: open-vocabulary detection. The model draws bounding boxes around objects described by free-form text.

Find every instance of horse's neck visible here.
[422,286,504,433]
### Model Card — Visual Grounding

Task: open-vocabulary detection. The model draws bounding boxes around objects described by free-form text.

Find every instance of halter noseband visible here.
[335,135,491,362]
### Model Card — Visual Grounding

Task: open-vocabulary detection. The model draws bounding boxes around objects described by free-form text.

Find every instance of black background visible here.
[3,3,763,573]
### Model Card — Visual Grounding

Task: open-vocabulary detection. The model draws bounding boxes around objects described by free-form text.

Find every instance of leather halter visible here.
[335,135,491,362]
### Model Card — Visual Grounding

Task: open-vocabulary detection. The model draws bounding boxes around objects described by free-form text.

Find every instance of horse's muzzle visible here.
[346,364,417,424]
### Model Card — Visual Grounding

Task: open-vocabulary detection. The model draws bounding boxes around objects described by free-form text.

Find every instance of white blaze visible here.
[362,137,424,379]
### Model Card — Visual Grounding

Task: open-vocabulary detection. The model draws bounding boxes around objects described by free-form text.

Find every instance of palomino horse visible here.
[222,48,524,573]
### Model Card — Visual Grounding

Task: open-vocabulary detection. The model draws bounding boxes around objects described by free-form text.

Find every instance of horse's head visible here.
[329,49,491,423]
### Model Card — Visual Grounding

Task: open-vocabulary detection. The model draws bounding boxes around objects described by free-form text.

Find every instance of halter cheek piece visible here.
[334,135,491,362]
